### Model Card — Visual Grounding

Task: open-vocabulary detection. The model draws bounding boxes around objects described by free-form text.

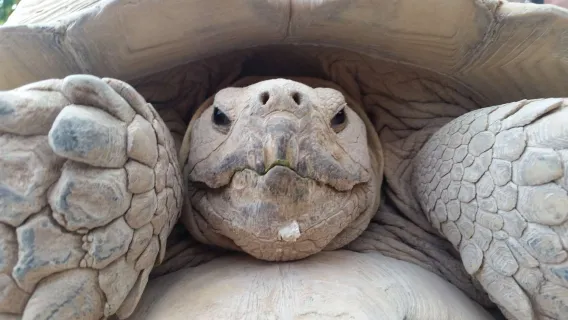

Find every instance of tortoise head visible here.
[180,78,383,261]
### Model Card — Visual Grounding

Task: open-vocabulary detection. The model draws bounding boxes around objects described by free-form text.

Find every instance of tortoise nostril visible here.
[291,92,301,105]
[260,92,270,105]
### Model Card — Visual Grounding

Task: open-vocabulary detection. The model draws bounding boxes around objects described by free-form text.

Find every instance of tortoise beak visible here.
[262,117,299,173]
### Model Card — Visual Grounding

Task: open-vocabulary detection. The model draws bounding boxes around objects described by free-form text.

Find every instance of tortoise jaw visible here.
[187,166,370,261]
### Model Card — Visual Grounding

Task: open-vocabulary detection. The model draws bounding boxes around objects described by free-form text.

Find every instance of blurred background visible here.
[0,0,18,24]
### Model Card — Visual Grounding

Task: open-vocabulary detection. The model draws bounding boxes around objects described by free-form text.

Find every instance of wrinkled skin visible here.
[180,79,382,261]
[3,72,568,320]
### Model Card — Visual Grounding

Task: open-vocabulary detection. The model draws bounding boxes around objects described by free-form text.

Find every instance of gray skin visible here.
[0,74,568,320]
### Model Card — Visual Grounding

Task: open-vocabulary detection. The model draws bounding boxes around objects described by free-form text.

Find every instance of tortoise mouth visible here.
[189,162,366,194]
[228,165,340,195]
[262,162,292,174]
[188,163,366,204]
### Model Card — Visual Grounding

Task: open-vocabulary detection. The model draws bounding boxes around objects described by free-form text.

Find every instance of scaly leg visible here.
[0,75,182,319]
[412,98,568,320]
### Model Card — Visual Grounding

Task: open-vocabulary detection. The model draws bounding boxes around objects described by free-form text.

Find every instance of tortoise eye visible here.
[331,108,347,132]
[212,107,231,127]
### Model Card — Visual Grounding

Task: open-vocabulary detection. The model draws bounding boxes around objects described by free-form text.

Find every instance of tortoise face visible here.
[181,79,379,261]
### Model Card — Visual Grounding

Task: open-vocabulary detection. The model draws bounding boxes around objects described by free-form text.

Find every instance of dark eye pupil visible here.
[331,109,346,126]
[212,107,230,126]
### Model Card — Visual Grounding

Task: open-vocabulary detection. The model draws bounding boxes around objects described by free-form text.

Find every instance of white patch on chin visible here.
[278,221,301,242]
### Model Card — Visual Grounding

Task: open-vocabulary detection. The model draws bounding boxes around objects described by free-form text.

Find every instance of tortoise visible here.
[1,0,568,319]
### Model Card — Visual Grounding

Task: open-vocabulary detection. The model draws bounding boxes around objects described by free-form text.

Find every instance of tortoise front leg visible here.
[412,98,568,320]
[0,75,182,319]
